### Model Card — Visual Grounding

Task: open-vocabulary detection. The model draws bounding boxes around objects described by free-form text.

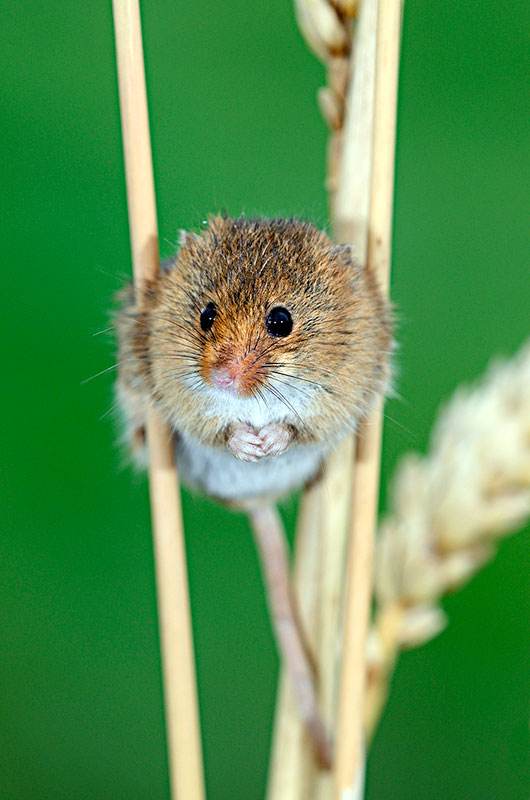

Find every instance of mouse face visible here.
[147,217,390,424]
[115,215,391,445]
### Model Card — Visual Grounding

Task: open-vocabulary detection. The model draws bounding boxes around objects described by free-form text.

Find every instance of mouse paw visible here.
[227,424,264,462]
[258,423,293,457]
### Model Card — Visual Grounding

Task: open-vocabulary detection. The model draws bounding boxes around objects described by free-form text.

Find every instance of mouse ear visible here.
[178,229,194,247]
[177,228,202,250]
[160,255,176,273]
[206,213,229,234]
[332,243,362,273]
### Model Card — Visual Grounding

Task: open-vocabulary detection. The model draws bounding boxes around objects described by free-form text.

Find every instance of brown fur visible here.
[114,215,392,461]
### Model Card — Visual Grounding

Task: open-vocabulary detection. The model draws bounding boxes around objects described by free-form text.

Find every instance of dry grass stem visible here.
[333,2,401,797]
[312,438,356,799]
[294,0,355,63]
[366,341,530,736]
[269,2,364,793]
[295,0,360,218]
[269,2,397,798]
[112,3,204,797]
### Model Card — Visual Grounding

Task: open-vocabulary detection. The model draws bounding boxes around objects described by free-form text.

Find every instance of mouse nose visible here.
[208,355,258,396]
[211,367,237,391]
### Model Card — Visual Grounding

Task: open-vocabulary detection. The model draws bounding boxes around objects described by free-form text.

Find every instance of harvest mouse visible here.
[114,215,391,766]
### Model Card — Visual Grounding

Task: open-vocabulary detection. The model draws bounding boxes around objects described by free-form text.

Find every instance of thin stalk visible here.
[112,3,204,798]
[316,2,380,796]
[313,437,355,800]
[267,2,379,796]
[333,2,402,797]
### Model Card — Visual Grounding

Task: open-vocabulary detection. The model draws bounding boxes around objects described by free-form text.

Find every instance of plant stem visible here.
[112,3,204,797]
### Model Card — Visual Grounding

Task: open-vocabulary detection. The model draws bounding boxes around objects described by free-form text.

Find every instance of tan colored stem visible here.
[313,438,355,800]
[268,1,381,796]
[316,6,380,798]
[112,3,204,798]
[333,0,379,256]
[333,1,402,797]
[366,0,402,291]
[333,408,382,798]
[322,7,380,796]
[364,602,404,737]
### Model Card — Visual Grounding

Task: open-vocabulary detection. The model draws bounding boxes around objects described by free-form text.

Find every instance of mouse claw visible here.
[227,424,264,462]
[258,423,292,457]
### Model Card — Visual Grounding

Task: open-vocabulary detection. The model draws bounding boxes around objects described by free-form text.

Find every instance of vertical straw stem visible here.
[313,437,355,800]
[333,1,402,797]
[311,4,380,798]
[112,3,205,798]
[267,2,380,796]
[333,0,379,259]
[317,6,379,796]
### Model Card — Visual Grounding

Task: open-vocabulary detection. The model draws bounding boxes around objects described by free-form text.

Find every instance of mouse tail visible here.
[248,504,333,770]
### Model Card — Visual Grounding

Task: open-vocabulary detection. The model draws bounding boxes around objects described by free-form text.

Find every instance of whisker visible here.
[99,398,120,422]
[265,375,313,400]
[92,326,114,337]
[263,382,304,426]
[266,369,329,391]
[81,363,120,384]
[150,352,200,362]
[246,337,282,370]
[382,411,415,440]
[262,360,336,379]
[255,386,269,411]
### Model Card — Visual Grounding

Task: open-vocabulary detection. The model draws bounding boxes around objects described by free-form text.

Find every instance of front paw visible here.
[226,423,293,462]
[258,423,293,457]
[227,424,265,462]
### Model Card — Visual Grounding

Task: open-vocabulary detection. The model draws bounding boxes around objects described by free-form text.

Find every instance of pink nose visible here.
[211,367,237,390]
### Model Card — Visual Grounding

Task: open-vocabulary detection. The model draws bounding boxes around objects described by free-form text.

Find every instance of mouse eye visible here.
[200,301,217,332]
[266,307,293,338]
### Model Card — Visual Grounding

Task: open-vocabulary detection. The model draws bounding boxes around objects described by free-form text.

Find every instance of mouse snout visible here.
[211,366,238,391]
[209,354,259,396]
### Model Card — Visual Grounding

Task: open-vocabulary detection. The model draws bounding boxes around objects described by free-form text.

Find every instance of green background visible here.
[1,1,528,798]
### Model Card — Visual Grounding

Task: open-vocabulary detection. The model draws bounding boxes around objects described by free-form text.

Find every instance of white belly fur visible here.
[175,432,326,503]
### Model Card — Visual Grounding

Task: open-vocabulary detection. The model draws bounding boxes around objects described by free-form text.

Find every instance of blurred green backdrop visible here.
[1,2,528,798]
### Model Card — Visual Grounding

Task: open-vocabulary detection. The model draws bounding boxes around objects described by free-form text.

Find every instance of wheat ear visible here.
[366,341,530,736]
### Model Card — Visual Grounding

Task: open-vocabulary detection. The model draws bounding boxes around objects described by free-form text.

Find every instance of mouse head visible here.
[148,216,390,419]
